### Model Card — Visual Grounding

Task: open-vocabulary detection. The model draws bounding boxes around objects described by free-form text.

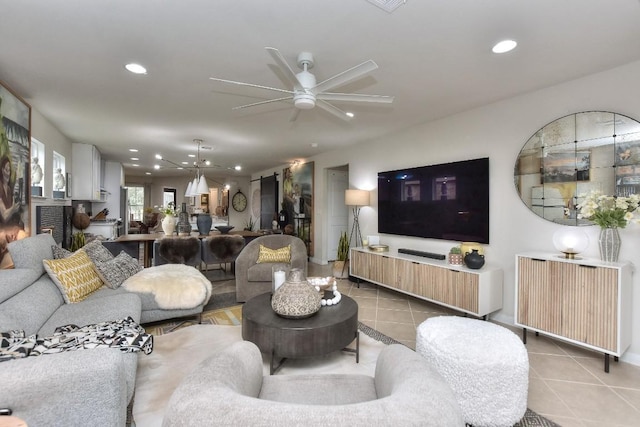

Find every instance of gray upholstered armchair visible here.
[163,341,464,426]
[234,234,308,302]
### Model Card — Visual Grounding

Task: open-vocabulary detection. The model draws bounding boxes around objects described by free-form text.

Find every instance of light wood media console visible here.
[349,247,503,318]
[515,252,632,372]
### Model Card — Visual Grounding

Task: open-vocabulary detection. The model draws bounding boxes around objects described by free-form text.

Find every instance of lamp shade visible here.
[345,189,370,206]
[553,228,589,259]
[184,181,193,197]
[195,174,209,195]
[187,177,199,197]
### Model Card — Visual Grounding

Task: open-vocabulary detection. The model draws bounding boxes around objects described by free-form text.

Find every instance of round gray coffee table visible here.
[242,292,359,374]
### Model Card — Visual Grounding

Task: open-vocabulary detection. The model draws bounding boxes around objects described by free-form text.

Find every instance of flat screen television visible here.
[377,157,490,244]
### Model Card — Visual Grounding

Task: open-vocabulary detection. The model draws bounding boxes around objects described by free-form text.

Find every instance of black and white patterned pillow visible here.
[94,251,143,289]
[83,240,114,264]
[51,245,73,259]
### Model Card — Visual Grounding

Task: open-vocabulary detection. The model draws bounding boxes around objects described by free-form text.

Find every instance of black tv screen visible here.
[377,157,490,244]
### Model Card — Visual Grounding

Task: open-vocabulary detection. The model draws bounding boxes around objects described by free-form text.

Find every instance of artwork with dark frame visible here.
[283,162,314,256]
[200,193,209,209]
[542,151,590,183]
[0,81,31,269]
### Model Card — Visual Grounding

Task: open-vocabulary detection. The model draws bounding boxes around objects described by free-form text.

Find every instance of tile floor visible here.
[210,262,640,427]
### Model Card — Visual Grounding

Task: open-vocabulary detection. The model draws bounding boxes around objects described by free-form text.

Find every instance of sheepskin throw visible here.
[158,237,200,264]
[122,264,212,310]
[207,235,245,261]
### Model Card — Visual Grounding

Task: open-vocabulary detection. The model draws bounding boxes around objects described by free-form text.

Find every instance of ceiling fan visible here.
[209,47,394,122]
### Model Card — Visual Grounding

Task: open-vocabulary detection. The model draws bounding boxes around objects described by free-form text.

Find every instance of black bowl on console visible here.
[215,225,235,234]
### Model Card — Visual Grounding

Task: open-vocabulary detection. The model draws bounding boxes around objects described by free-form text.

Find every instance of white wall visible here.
[253,59,640,365]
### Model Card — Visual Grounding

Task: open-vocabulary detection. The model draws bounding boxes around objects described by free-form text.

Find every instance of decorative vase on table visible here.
[598,227,621,262]
[463,249,485,269]
[176,203,192,236]
[271,268,321,319]
[196,213,212,236]
[162,215,176,235]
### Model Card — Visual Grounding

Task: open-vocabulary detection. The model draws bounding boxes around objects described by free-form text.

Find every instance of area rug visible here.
[135,321,558,426]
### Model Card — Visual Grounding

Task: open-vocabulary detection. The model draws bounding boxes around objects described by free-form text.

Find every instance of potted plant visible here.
[448,246,463,265]
[333,231,350,278]
[244,216,256,231]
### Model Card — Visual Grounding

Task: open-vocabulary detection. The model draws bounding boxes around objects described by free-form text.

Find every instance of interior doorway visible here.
[326,166,349,261]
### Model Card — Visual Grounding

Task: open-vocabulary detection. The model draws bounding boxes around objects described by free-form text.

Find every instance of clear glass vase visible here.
[598,227,621,262]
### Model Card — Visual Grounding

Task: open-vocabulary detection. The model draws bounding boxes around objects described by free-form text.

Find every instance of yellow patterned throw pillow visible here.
[256,244,291,263]
[43,250,103,303]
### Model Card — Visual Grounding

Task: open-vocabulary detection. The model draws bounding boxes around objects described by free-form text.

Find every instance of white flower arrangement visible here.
[576,190,640,228]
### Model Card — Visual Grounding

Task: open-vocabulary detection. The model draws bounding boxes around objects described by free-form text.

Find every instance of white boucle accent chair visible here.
[163,341,465,426]
[416,316,529,427]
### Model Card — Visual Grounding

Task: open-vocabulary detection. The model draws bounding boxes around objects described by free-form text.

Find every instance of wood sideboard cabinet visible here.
[515,252,632,372]
[349,248,503,318]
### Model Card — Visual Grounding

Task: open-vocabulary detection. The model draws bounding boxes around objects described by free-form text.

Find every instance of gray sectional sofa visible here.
[0,233,206,425]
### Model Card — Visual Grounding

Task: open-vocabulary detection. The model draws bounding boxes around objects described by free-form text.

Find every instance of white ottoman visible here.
[416,316,528,427]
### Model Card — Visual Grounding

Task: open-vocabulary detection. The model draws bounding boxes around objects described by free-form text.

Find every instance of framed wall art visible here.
[0,81,32,268]
[283,161,314,256]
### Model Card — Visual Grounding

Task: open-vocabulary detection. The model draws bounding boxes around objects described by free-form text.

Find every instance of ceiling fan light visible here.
[294,93,316,109]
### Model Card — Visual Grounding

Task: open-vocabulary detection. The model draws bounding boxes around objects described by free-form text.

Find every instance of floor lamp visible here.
[343,189,370,276]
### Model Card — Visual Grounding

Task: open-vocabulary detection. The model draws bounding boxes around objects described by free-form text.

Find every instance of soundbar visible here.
[398,248,446,260]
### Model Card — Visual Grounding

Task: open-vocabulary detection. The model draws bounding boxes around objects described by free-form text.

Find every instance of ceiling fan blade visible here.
[209,77,293,95]
[232,96,293,110]
[289,109,301,122]
[265,47,305,88]
[316,100,353,121]
[317,92,394,103]
[312,60,379,94]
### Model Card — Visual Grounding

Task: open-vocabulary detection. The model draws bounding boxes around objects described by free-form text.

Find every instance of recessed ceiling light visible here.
[153,165,160,170]
[346,112,354,118]
[130,157,139,161]
[155,154,162,160]
[129,148,139,152]
[234,165,242,171]
[188,154,196,158]
[145,172,151,175]
[492,39,517,54]
[181,161,189,165]
[125,63,147,74]
[311,143,318,148]
[132,164,139,167]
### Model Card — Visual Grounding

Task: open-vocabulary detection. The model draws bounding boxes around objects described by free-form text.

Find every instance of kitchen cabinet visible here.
[72,143,102,201]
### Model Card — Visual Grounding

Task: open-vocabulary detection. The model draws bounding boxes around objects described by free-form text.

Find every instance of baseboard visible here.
[621,351,640,367]
[489,312,514,326]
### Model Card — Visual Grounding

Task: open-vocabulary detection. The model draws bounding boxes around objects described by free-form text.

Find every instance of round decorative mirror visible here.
[514,111,640,225]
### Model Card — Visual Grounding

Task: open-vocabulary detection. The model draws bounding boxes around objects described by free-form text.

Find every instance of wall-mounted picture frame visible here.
[0,80,31,269]
[200,193,209,206]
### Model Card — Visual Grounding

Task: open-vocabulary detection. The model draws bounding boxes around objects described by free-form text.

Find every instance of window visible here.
[126,186,144,221]
[31,138,45,195]
[163,188,176,210]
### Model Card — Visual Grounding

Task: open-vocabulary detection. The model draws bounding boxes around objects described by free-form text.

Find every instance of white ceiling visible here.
[2,0,640,180]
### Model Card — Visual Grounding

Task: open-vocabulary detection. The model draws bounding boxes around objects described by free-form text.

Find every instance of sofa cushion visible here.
[39,292,142,336]
[43,250,103,303]
[0,268,40,304]
[8,233,56,276]
[94,251,143,289]
[247,262,290,282]
[260,374,376,404]
[256,244,291,263]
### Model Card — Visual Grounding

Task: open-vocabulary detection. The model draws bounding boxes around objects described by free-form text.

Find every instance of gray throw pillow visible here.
[94,251,143,289]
